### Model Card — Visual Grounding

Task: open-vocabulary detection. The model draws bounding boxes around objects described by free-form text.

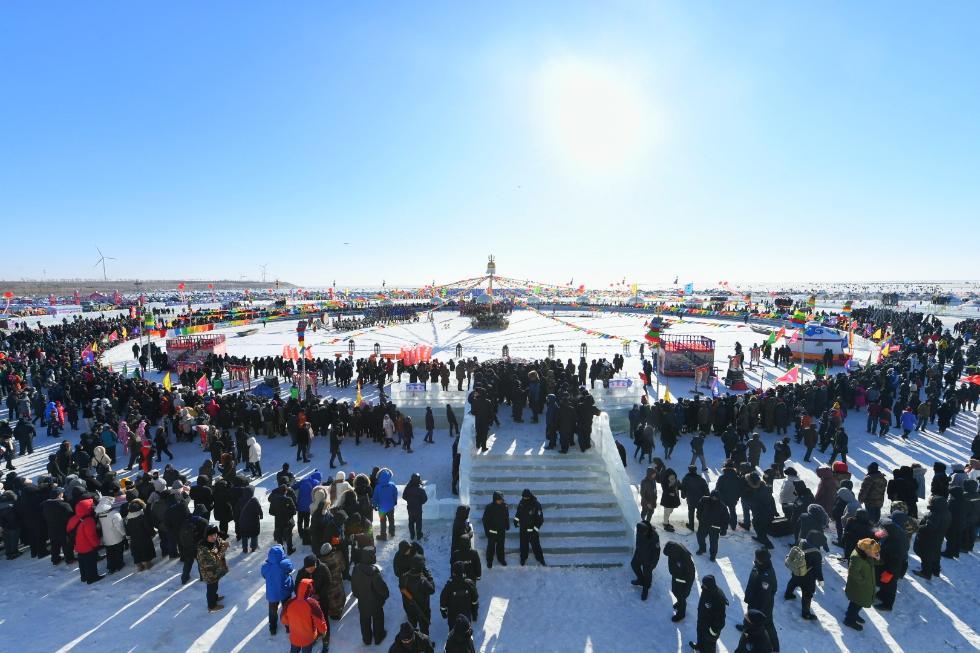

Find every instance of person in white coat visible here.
[96,495,128,573]
[330,471,354,506]
[247,436,262,478]
[91,445,113,473]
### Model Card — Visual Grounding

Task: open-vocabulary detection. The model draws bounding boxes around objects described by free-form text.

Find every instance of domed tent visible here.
[789,322,849,365]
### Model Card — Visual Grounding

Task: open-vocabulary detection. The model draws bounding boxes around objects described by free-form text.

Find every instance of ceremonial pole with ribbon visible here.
[297,319,307,397]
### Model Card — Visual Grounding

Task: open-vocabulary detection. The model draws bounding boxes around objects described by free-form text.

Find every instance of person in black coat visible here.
[450,533,482,583]
[440,561,479,629]
[42,487,74,564]
[875,513,909,610]
[269,483,298,554]
[481,491,509,568]
[942,486,968,559]
[212,477,234,535]
[451,505,473,554]
[513,489,545,566]
[681,466,710,530]
[747,475,776,549]
[734,609,773,653]
[714,464,743,531]
[444,614,475,653]
[557,397,577,454]
[178,506,209,583]
[739,548,778,651]
[403,473,428,541]
[696,491,729,561]
[125,499,157,570]
[400,556,436,635]
[690,574,727,652]
[664,541,695,621]
[189,475,214,520]
[914,495,951,579]
[630,521,661,601]
[783,535,823,620]
[237,485,263,553]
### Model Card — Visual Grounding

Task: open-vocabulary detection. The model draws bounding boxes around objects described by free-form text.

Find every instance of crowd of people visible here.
[1,303,979,652]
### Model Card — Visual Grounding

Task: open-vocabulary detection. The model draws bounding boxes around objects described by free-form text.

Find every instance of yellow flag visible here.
[880,344,890,358]
[91,341,98,352]
[122,327,128,338]
[663,387,674,403]
[872,328,882,340]
[355,383,363,407]
[162,372,172,391]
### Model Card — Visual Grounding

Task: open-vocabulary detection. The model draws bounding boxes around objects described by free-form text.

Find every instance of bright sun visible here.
[534,56,655,177]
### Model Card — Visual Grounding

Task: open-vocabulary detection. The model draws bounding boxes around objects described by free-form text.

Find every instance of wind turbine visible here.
[94,247,117,282]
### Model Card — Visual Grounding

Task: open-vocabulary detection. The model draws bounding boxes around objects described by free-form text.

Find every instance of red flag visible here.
[196,375,208,395]
[961,374,980,385]
[775,366,799,383]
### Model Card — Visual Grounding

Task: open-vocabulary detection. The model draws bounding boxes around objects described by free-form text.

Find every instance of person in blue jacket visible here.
[293,471,322,544]
[372,468,399,540]
[261,544,295,635]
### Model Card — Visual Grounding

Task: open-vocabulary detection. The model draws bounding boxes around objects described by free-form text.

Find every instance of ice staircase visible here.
[460,413,639,568]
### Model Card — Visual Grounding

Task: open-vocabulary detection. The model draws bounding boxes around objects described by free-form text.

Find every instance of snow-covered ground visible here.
[4,310,978,652]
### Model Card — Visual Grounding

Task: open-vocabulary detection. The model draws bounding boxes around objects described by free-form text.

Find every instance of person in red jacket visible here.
[281,577,329,653]
[67,498,103,583]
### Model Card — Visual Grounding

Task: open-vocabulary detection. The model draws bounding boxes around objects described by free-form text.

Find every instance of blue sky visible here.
[1,2,978,288]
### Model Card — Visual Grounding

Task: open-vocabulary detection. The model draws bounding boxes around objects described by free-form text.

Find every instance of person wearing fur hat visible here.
[740,548,779,651]
[481,491,509,568]
[295,553,332,651]
[388,621,434,653]
[844,538,879,630]
[196,525,229,613]
[444,614,475,653]
[734,609,773,653]
[690,574,728,652]
[514,488,545,566]
[664,541,696,621]
[440,561,479,629]
[95,495,127,573]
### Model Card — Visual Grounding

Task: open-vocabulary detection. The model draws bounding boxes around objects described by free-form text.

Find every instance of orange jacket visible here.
[280,578,328,646]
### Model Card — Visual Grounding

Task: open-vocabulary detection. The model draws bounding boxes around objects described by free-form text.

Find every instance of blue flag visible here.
[684,282,694,295]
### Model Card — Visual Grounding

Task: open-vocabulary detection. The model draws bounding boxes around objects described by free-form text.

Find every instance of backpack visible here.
[784,545,809,577]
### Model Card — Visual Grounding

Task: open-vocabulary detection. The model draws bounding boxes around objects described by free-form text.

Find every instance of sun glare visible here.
[534,56,655,176]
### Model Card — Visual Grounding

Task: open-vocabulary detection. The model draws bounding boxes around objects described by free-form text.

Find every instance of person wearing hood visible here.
[293,470,322,545]
[740,548,779,651]
[316,543,347,620]
[887,466,919,518]
[858,462,888,522]
[482,491,510,568]
[783,534,823,620]
[330,471,353,506]
[450,531,482,583]
[389,621,435,653]
[189,475,214,520]
[734,609,773,653]
[932,462,950,498]
[96,495,127,573]
[832,484,860,547]
[403,473,429,541]
[696,490,729,561]
[67,497,103,582]
[269,483,298,555]
[514,488,545,566]
[962,479,980,553]
[400,555,436,635]
[875,513,909,611]
[351,548,390,646]
[280,576,329,652]
[690,574,728,652]
[452,505,474,553]
[91,445,112,475]
[795,504,829,552]
[913,493,951,580]
[813,466,838,515]
[237,485,263,553]
[444,614,475,653]
[942,485,968,559]
[262,544,296,635]
[212,477,234,535]
[630,521,661,601]
[246,436,262,479]
[844,538,879,630]
[42,487,75,565]
[664,541,696,621]
[842,507,874,562]
[373,468,399,541]
[197,525,230,612]
[440,561,479,630]
[125,498,157,570]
